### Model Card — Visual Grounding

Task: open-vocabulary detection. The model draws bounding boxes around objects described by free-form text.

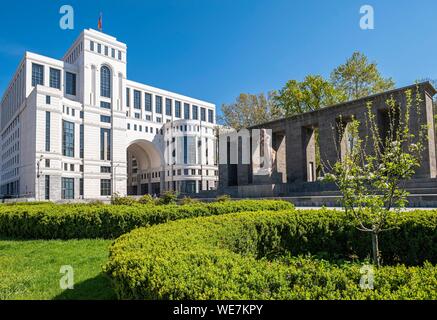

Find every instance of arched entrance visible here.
[126,139,164,196]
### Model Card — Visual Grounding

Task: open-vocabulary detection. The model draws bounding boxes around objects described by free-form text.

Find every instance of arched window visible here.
[100,66,111,98]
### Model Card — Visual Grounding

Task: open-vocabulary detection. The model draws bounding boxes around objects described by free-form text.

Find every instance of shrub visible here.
[216,194,231,202]
[104,210,437,300]
[137,194,156,205]
[157,191,178,205]
[111,194,137,206]
[179,196,199,205]
[0,200,293,239]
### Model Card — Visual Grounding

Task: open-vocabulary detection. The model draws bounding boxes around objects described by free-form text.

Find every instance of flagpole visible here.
[98,12,103,32]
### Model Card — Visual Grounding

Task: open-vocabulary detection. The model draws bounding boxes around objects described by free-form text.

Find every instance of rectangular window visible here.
[134,90,141,109]
[80,124,84,158]
[100,101,111,109]
[100,115,111,123]
[184,103,190,119]
[118,50,122,60]
[175,101,181,118]
[100,166,111,173]
[100,128,111,161]
[97,43,102,53]
[45,111,50,152]
[104,46,109,56]
[62,120,75,157]
[155,96,162,114]
[126,88,130,107]
[184,136,188,164]
[32,63,44,86]
[111,48,115,58]
[90,41,95,51]
[208,109,214,123]
[135,113,140,119]
[65,72,77,95]
[45,175,50,200]
[49,68,61,89]
[61,177,74,199]
[45,159,50,168]
[46,95,51,105]
[156,117,162,123]
[201,107,206,121]
[79,178,84,197]
[165,98,172,116]
[192,105,199,120]
[100,179,112,196]
[144,93,152,111]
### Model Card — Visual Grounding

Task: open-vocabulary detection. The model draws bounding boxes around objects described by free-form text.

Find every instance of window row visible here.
[60,120,109,161]
[167,169,218,177]
[32,63,77,95]
[127,123,163,135]
[90,40,123,61]
[58,177,112,199]
[125,88,214,123]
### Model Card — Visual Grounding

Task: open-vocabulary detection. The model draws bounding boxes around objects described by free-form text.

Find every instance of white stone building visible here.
[0,29,218,201]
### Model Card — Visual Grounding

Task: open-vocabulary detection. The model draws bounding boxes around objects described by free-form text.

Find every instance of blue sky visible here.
[1,0,437,115]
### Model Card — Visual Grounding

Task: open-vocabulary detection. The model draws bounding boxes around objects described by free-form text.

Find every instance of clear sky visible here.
[1,0,437,115]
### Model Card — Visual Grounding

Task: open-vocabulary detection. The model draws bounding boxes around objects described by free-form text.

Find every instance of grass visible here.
[0,239,115,300]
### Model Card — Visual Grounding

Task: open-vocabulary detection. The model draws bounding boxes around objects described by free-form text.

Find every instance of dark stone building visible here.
[218,82,437,206]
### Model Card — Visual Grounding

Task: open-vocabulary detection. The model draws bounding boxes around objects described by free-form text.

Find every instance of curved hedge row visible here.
[0,200,292,239]
[104,209,437,299]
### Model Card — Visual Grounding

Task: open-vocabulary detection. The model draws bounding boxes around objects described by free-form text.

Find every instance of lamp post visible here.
[36,155,44,201]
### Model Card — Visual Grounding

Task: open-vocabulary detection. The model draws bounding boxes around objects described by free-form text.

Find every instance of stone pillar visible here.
[285,125,305,182]
[318,118,339,175]
[414,91,436,178]
[303,127,316,182]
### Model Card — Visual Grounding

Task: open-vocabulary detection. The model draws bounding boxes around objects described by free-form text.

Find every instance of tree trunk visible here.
[371,232,380,267]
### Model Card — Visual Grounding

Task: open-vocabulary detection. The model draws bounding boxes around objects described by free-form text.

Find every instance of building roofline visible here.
[252,81,437,128]
[125,79,215,108]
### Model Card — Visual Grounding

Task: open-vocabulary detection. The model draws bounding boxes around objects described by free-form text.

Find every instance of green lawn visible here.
[0,239,115,300]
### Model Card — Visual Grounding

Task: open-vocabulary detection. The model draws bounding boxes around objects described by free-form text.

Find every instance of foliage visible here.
[157,191,178,205]
[219,92,284,130]
[330,51,395,101]
[0,200,293,239]
[322,88,428,266]
[137,194,156,205]
[110,194,137,206]
[216,194,231,202]
[179,196,199,205]
[104,210,437,300]
[275,75,346,117]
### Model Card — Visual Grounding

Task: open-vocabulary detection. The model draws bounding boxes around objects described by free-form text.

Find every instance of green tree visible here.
[330,51,395,101]
[275,75,346,117]
[323,87,427,267]
[219,92,283,130]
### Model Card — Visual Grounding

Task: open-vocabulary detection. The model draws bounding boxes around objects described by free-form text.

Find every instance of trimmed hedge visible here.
[0,200,293,239]
[104,209,437,299]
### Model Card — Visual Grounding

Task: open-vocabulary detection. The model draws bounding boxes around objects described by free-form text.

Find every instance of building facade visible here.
[218,83,437,206]
[0,29,218,201]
